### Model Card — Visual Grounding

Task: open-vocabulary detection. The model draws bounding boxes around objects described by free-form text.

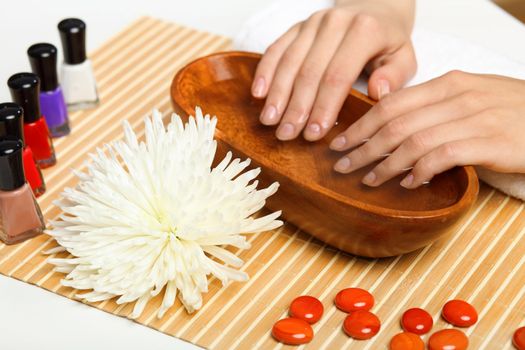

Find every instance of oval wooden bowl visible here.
[170,51,479,258]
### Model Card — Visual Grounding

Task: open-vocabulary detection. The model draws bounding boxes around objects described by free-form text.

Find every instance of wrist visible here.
[335,0,415,31]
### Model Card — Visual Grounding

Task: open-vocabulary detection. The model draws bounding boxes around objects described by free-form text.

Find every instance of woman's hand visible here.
[252,0,416,141]
[330,71,525,188]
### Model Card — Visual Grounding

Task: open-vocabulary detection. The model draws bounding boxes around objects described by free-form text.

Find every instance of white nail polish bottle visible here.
[58,18,99,110]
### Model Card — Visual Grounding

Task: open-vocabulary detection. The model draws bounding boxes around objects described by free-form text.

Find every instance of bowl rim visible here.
[171,50,480,220]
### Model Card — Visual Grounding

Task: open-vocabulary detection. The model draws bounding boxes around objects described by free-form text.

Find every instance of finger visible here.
[276,12,349,140]
[252,23,301,99]
[329,70,478,151]
[332,91,491,174]
[367,42,417,100]
[304,16,385,141]
[400,137,500,189]
[364,114,494,186]
[260,14,324,126]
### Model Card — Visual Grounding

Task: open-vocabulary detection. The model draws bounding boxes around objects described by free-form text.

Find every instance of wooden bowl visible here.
[170,51,479,257]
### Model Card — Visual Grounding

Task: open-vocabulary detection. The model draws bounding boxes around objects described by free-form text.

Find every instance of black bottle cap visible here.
[27,43,59,92]
[58,18,87,65]
[0,139,25,191]
[0,103,25,145]
[7,73,41,124]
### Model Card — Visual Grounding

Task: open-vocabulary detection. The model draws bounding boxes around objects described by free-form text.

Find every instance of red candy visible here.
[335,288,374,313]
[272,318,313,345]
[343,310,381,340]
[289,295,324,324]
[442,300,478,327]
[401,307,433,335]
[389,332,424,350]
[514,326,525,350]
[428,329,469,350]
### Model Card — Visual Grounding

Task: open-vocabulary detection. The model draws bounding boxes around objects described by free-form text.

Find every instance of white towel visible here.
[233,0,525,201]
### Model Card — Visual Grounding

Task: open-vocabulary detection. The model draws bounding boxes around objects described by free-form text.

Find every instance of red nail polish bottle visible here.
[8,73,56,168]
[0,103,46,197]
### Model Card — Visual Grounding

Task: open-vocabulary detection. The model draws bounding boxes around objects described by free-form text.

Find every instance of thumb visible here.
[367,42,417,100]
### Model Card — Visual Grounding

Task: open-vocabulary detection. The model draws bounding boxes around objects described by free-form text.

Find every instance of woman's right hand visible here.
[252,0,417,142]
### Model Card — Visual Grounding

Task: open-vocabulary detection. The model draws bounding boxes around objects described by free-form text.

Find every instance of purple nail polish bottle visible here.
[27,43,70,138]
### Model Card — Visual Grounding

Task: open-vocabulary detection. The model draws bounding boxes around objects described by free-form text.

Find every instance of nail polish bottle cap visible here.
[58,18,87,65]
[0,103,25,145]
[0,139,25,191]
[7,73,42,124]
[27,43,59,92]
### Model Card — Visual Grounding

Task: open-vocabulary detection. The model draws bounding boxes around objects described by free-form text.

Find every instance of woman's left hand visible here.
[330,71,525,188]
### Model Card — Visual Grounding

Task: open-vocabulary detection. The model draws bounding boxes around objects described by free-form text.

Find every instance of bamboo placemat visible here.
[1,17,524,350]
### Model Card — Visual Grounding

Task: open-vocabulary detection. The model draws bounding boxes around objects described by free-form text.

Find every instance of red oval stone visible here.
[428,329,469,350]
[272,318,313,345]
[441,300,478,327]
[401,307,433,335]
[343,310,381,340]
[335,288,374,312]
[389,332,424,350]
[289,295,324,324]
[514,326,525,350]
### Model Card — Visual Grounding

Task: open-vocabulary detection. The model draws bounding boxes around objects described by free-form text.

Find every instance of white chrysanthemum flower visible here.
[46,108,282,318]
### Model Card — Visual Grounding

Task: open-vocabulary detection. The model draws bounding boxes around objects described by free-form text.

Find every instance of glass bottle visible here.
[0,139,45,244]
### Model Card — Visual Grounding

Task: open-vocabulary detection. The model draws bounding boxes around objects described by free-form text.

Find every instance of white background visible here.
[1,1,524,349]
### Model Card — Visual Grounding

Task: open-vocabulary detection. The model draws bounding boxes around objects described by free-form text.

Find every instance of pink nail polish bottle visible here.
[0,139,45,245]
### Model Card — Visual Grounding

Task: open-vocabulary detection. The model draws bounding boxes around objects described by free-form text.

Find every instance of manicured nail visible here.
[378,79,390,99]
[305,123,321,140]
[252,77,266,98]
[330,136,347,150]
[362,171,377,186]
[400,173,414,188]
[260,104,278,125]
[334,157,351,173]
[276,123,295,140]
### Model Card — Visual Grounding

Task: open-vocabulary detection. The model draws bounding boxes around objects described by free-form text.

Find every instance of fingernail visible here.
[276,123,295,140]
[400,173,414,188]
[260,104,278,125]
[378,79,390,99]
[305,123,321,140]
[252,77,266,98]
[334,157,351,173]
[330,136,347,150]
[362,171,377,186]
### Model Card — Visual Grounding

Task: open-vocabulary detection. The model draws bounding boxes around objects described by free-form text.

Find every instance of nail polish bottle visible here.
[28,43,70,138]
[58,18,99,110]
[8,73,57,168]
[0,103,46,197]
[0,139,46,245]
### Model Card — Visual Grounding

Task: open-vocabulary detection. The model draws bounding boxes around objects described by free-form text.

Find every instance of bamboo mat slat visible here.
[0,17,524,350]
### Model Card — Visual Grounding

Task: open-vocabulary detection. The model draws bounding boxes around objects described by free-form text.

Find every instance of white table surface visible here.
[1,1,524,349]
